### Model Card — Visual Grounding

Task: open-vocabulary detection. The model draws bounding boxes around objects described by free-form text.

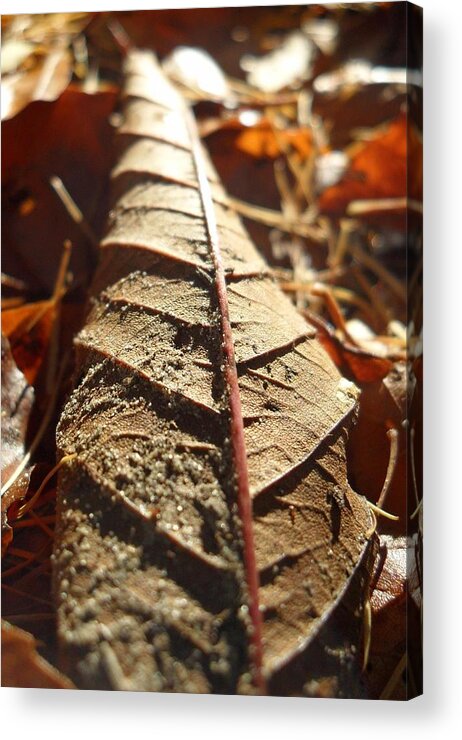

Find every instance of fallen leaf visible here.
[365,535,421,699]
[307,312,393,383]
[347,361,410,525]
[1,469,33,556]
[1,334,34,487]
[202,114,314,161]
[319,114,422,220]
[2,300,55,386]
[2,87,117,294]
[53,49,375,696]
[1,43,72,121]
[1,334,35,552]
[1,12,92,120]
[236,119,313,160]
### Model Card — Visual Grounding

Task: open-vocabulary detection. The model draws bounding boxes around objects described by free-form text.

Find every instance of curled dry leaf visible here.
[53,49,376,695]
[1,620,74,689]
[307,311,394,384]
[1,469,34,557]
[366,535,420,699]
[1,334,35,552]
[1,334,34,486]
[1,334,35,490]
[1,11,92,121]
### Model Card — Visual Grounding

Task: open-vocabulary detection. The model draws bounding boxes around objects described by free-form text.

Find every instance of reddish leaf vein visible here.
[185,108,266,694]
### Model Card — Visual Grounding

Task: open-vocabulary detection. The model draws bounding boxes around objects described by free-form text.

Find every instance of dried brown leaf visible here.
[1,42,72,121]
[365,535,420,699]
[1,334,34,488]
[53,49,375,696]
[1,333,35,551]
[348,361,410,525]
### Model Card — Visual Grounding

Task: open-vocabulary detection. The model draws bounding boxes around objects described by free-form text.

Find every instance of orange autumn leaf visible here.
[306,312,393,384]
[236,120,313,160]
[1,620,74,688]
[2,300,55,385]
[317,330,393,383]
[319,114,422,214]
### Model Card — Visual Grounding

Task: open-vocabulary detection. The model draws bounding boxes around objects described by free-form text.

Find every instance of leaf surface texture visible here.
[54,50,375,696]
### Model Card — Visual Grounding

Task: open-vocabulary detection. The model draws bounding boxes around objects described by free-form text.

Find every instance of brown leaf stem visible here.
[185,108,265,693]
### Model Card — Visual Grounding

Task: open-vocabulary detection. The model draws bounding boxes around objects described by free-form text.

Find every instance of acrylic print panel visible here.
[1,2,422,699]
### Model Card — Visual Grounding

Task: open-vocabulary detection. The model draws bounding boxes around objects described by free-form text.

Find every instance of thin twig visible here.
[16,454,76,519]
[1,582,52,606]
[367,501,399,522]
[410,499,422,520]
[1,273,28,291]
[309,282,357,344]
[49,175,98,247]
[2,541,51,579]
[362,598,372,671]
[225,195,326,241]
[376,428,399,510]
[46,240,72,395]
[352,264,390,329]
[351,243,407,304]
[13,515,56,529]
[330,218,356,268]
[2,613,55,623]
[347,197,423,217]
[380,653,407,700]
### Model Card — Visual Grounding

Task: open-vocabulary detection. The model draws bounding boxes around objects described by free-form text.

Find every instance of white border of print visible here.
[1,2,461,739]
